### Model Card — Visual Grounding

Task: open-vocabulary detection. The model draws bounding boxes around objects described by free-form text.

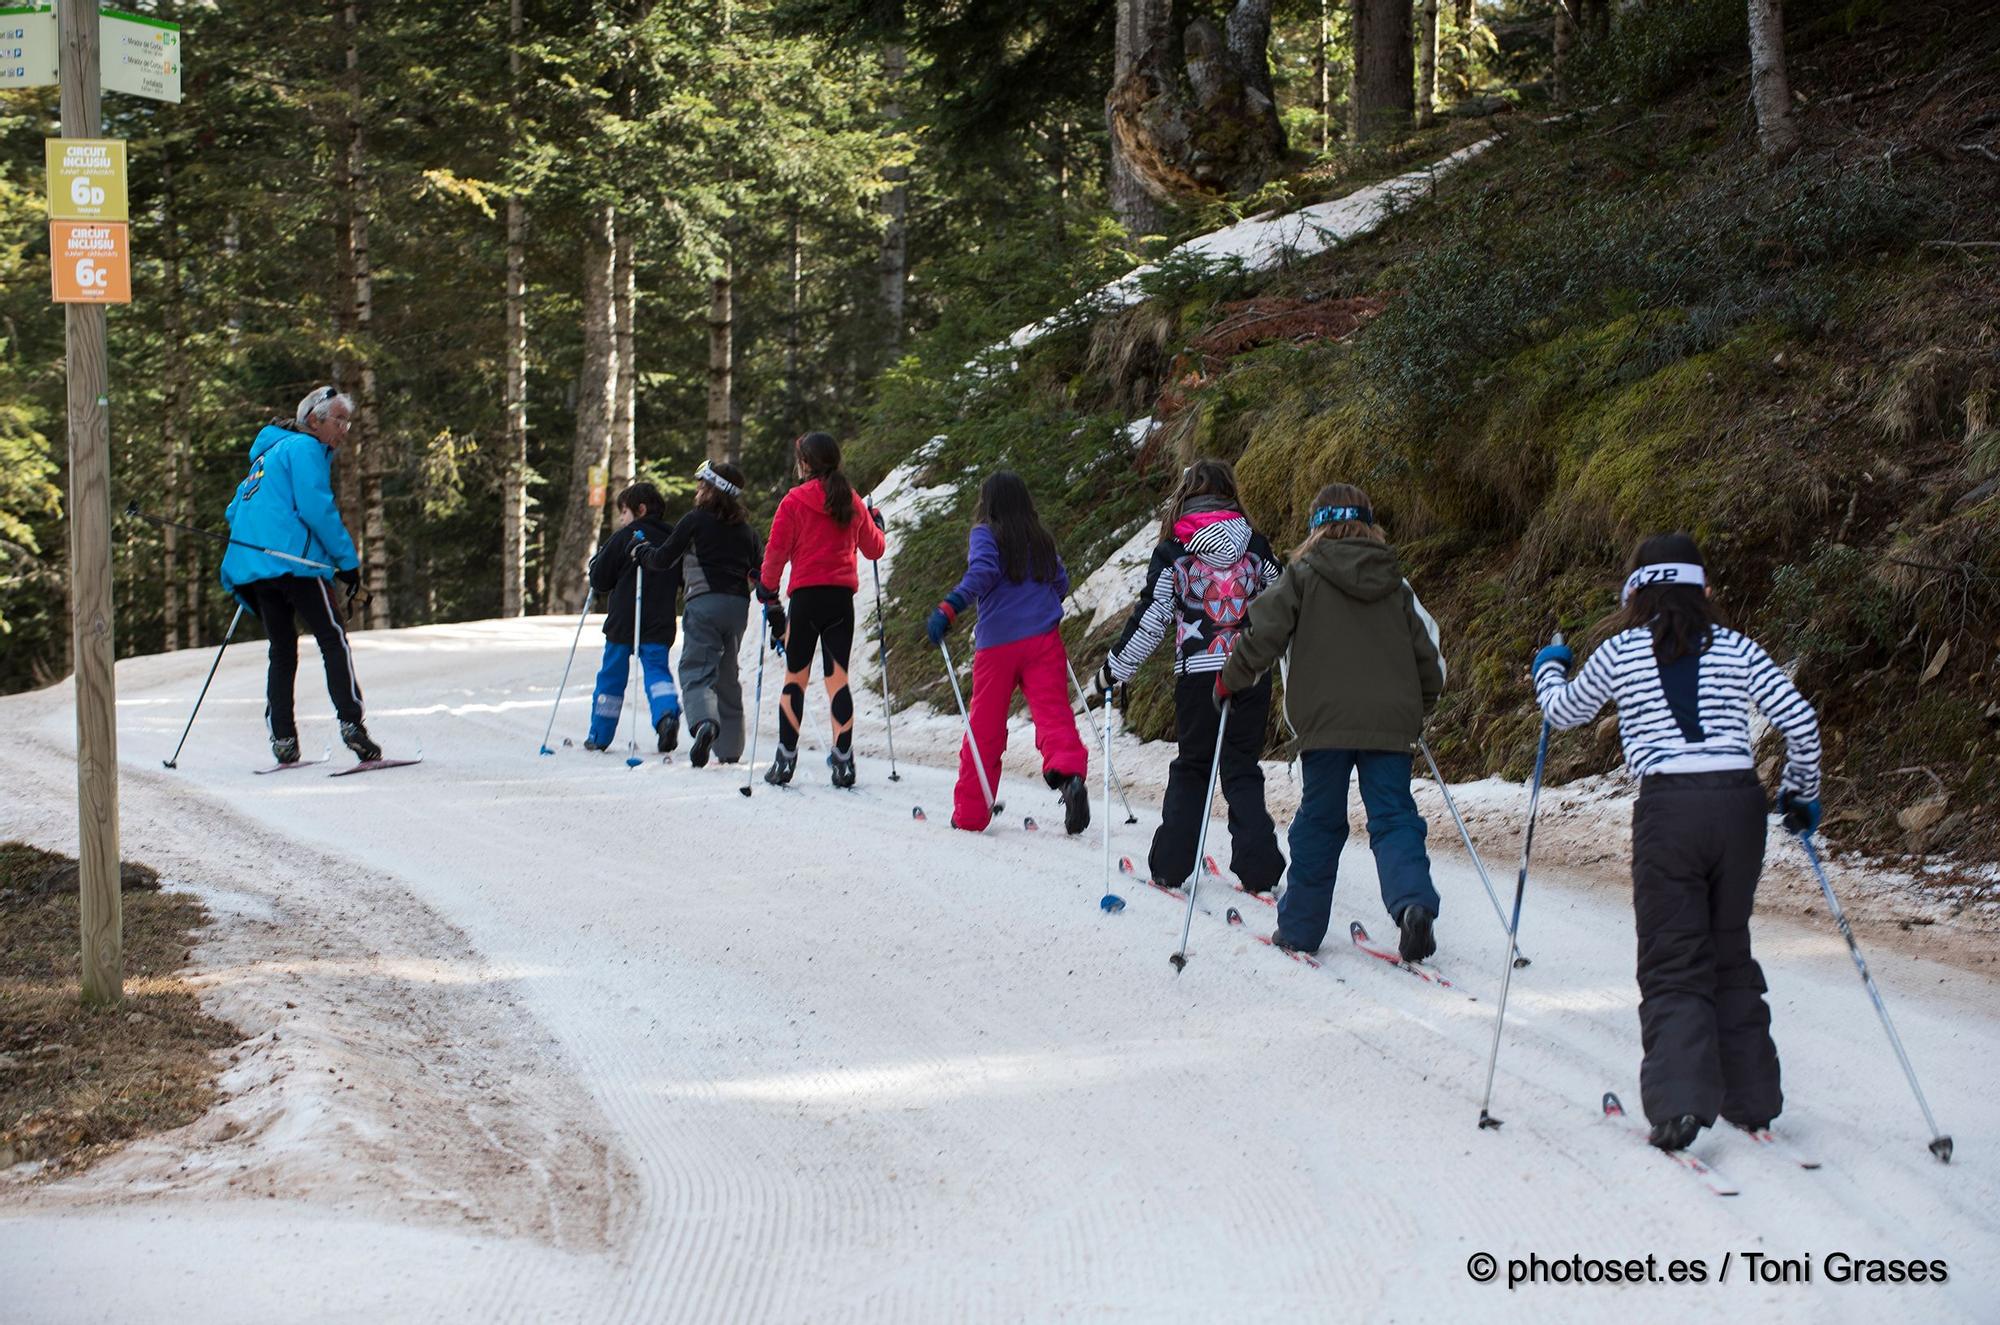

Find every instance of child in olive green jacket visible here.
[1216,482,1446,962]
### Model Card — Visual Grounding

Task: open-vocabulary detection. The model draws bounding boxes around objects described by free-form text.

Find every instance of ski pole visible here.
[939,638,1000,816]
[1419,736,1529,968]
[1478,631,1560,1130]
[124,503,336,572]
[740,614,770,798]
[1170,698,1230,973]
[162,604,245,769]
[1099,680,1122,912]
[1796,831,1953,1162]
[865,499,901,781]
[537,590,593,756]
[1066,654,1138,825]
[626,543,646,769]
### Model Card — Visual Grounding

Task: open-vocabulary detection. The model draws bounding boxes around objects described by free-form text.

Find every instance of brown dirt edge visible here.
[0,841,245,1181]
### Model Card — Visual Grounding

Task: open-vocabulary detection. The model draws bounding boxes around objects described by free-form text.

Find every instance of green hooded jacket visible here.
[1218,537,1445,752]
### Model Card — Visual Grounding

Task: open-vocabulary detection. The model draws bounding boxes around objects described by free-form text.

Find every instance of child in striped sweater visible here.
[1533,532,1822,1154]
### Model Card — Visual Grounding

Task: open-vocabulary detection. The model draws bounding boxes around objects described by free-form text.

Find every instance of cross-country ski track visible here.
[2,616,1995,1322]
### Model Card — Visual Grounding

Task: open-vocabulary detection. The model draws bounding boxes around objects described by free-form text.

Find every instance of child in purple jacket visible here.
[927,472,1090,834]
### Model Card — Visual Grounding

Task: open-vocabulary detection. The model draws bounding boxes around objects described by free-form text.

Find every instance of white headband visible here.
[1621,562,1706,604]
[695,460,741,496]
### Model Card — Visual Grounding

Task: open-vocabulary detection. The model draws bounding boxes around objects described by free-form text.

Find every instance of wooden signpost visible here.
[56,0,120,1005]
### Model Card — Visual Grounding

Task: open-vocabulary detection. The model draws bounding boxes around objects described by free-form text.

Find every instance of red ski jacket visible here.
[759,477,887,596]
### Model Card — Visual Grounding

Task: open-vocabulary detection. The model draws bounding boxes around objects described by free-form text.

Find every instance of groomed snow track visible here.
[1,617,1995,1322]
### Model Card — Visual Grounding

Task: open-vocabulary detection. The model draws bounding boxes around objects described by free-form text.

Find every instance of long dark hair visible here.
[695,460,748,525]
[1609,532,1727,663]
[973,471,1062,584]
[1159,458,1241,540]
[616,482,666,523]
[796,431,855,525]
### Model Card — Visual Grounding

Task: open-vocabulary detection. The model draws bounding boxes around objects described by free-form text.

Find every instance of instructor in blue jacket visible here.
[219,386,381,766]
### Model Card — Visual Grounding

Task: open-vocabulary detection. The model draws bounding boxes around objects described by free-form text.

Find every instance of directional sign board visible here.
[51,221,132,304]
[0,4,57,89]
[45,139,128,221]
[101,7,179,103]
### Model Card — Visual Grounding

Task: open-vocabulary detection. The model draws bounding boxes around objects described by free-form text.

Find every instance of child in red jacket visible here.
[758,431,887,787]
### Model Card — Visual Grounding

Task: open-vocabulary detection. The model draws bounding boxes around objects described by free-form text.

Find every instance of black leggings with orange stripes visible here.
[778,586,855,754]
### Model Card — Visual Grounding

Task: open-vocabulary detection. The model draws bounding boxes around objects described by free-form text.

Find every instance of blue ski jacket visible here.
[219,424,359,606]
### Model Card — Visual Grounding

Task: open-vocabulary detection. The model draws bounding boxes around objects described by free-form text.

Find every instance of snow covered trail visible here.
[3,617,1996,1322]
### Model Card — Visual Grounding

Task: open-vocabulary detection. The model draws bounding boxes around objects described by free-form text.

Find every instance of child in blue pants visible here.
[1215,482,1448,963]
[585,483,683,751]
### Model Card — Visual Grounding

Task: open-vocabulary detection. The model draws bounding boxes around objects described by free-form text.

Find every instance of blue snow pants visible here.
[588,641,679,747]
[1275,748,1441,952]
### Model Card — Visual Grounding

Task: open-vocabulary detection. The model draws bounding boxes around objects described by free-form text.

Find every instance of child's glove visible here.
[1095,660,1118,695]
[926,604,955,647]
[764,602,787,644]
[1776,789,1822,837]
[1532,641,1574,675]
[869,506,887,531]
[1212,676,1231,712]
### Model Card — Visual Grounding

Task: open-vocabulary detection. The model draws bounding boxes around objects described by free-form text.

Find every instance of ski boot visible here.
[828,747,856,789]
[1397,904,1437,964]
[340,719,382,763]
[1058,773,1090,836]
[1649,1115,1704,1152]
[764,744,797,786]
[688,720,720,768]
[270,735,301,767]
[583,739,608,752]
[656,712,681,754]
[1271,930,1314,956]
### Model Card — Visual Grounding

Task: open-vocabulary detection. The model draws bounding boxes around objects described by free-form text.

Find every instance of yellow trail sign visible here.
[45,137,127,220]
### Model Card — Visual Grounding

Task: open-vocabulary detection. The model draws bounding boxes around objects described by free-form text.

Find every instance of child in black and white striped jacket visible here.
[1532,532,1822,1155]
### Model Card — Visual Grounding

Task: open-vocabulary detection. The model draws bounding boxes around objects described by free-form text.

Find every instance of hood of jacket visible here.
[1173,508,1252,568]
[250,423,308,463]
[1298,536,1402,602]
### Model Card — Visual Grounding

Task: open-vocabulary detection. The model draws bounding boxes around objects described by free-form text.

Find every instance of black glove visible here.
[869,505,886,531]
[1776,789,1822,837]
[764,602,787,644]
[335,568,360,591]
[1095,660,1118,695]
[629,540,651,568]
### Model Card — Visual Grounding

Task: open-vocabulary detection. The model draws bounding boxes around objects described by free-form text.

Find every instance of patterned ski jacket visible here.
[1105,504,1281,681]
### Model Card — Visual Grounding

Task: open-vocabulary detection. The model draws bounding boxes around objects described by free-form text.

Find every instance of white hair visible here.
[296,386,354,426]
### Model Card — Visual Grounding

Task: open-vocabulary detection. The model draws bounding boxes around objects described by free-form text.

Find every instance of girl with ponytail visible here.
[756,432,888,787]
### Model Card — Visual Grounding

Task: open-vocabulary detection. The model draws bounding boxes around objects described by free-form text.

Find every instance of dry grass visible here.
[0,841,241,1179]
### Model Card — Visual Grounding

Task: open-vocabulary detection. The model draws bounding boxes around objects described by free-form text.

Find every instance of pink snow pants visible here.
[953,627,1088,832]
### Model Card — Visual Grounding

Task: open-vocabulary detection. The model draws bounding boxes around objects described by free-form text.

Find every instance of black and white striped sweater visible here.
[1533,627,1821,798]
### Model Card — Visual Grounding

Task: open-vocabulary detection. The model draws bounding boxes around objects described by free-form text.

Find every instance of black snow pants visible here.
[1150,673,1286,892]
[1630,769,1783,1129]
[242,574,365,741]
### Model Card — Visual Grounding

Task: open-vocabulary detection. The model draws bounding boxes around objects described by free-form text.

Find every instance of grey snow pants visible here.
[679,592,750,762]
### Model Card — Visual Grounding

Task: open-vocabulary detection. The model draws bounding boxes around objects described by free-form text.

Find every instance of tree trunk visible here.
[501,0,528,619]
[1553,0,1576,103]
[1314,0,1330,151]
[1348,0,1414,140]
[160,154,183,652]
[785,214,802,433]
[1747,0,1800,158]
[1109,0,1172,240]
[548,205,618,614]
[1224,0,1284,153]
[706,257,732,466]
[878,44,910,367]
[338,0,388,628]
[610,219,636,494]
[1417,0,1439,128]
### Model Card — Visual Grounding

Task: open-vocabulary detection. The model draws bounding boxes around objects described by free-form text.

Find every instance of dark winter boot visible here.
[656,712,680,754]
[688,720,720,768]
[1271,930,1314,955]
[1649,1114,1704,1152]
[764,744,797,785]
[1398,904,1437,964]
[340,719,382,763]
[1059,774,1090,836]
[583,739,608,752]
[270,736,301,767]
[1240,877,1277,896]
[828,748,856,789]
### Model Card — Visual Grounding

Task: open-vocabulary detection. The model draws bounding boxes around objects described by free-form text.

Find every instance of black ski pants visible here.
[778,585,855,754]
[243,575,364,740]
[1150,673,1286,891]
[1630,769,1783,1129]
